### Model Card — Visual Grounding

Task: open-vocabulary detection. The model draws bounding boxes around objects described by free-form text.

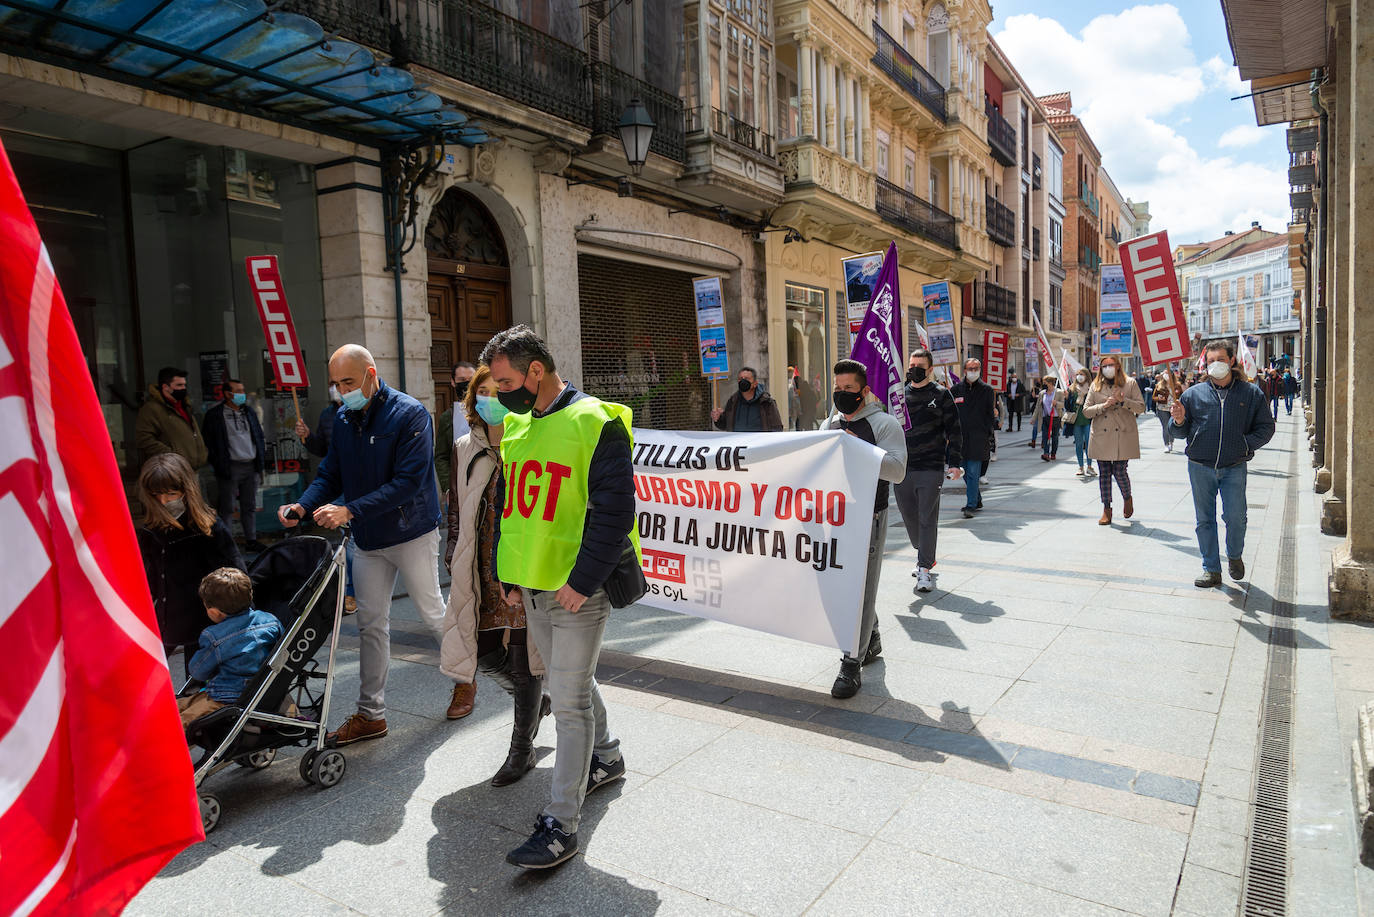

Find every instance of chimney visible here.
[1251,221,1260,228]
[1225,231,1234,236]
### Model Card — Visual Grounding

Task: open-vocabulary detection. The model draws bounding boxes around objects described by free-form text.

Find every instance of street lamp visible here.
[617,97,655,176]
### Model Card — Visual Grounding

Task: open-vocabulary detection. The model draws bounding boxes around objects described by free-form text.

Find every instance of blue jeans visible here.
[1284,392,1293,413]
[1269,396,1278,419]
[1072,423,1091,467]
[1187,461,1248,573]
[963,460,981,508]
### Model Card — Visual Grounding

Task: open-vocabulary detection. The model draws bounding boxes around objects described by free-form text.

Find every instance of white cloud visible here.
[1218,125,1267,148]
[994,5,1289,241]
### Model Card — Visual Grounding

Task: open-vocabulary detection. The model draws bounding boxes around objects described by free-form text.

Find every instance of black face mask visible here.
[454,380,469,399]
[169,388,188,403]
[907,366,928,384]
[833,390,863,414]
[497,374,539,415]
[738,378,752,394]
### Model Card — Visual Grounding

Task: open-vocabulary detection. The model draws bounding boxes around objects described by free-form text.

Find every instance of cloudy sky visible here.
[991,1,1291,244]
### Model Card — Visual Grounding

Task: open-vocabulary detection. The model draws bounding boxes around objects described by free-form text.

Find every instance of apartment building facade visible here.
[1040,93,1102,366]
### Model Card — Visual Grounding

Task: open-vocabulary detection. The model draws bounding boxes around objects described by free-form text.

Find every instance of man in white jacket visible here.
[822,359,908,698]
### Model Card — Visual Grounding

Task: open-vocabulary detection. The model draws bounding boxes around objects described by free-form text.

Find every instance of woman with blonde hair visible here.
[1082,354,1146,525]
[440,364,550,786]
[136,453,244,669]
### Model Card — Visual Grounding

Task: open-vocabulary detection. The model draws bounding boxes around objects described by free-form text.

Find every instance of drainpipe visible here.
[381,167,408,393]
[1311,75,1327,465]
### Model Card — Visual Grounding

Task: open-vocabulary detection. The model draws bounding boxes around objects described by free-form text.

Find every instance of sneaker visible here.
[862,629,882,666]
[1195,571,1222,588]
[979,477,989,485]
[586,753,627,794]
[1076,467,1085,476]
[1228,556,1246,581]
[990,454,999,462]
[830,659,862,699]
[961,506,975,519]
[327,713,387,746]
[1086,465,1098,476]
[1165,444,1173,453]
[506,815,578,869]
[916,567,933,592]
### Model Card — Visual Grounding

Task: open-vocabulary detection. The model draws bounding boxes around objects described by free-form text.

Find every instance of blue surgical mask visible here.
[475,394,509,426]
[231,392,246,406]
[340,386,369,411]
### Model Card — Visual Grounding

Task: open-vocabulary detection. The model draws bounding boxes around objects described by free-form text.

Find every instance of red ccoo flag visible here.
[0,140,203,913]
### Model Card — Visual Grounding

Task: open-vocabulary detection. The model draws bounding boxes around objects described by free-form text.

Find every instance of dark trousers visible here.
[217,460,259,541]
[1004,396,1022,430]
[1040,416,1060,457]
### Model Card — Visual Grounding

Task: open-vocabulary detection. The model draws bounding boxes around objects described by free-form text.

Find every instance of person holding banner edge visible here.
[896,349,962,593]
[822,359,907,699]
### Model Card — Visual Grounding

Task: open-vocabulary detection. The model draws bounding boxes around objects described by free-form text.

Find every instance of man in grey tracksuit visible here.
[822,358,907,699]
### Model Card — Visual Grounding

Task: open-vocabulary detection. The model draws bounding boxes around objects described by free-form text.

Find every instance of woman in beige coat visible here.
[440,364,549,786]
[1082,353,1146,525]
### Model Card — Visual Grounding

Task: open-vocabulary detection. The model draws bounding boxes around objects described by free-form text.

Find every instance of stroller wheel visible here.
[236,748,277,770]
[299,750,318,785]
[311,749,346,788]
[199,793,222,833]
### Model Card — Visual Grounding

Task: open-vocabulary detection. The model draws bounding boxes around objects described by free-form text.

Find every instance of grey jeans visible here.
[350,527,447,719]
[217,460,259,540]
[893,468,944,570]
[845,509,888,664]
[523,587,621,833]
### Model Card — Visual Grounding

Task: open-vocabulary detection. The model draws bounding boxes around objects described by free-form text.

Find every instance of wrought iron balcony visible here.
[872,21,947,122]
[1287,125,1317,153]
[1292,206,1312,224]
[875,178,957,249]
[687,106,776,158]
[985,101,1017,166]
[986,194,1015,247]
[971,280,1017,326]
[1288,163,1316,187]
[1078,181,1100,217]
[1032,153,1043,190]
[1033,227,1042,260]
[590,62,685,162]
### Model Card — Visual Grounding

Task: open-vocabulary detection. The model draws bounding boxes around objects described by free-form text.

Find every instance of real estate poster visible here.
[922,280,959,366]
[698,326,729,376]
[841,251,885,343]
[692,276,725,329]
[1099,263,1133,356]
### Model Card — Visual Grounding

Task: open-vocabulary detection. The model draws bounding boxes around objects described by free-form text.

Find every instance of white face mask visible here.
[1102,366,1117,380]
[965,371,981,383]
[1076,374,1088,384]
[1208,360,1232,380]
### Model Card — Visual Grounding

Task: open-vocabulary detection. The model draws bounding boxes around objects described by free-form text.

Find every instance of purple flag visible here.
[849,242,910,430]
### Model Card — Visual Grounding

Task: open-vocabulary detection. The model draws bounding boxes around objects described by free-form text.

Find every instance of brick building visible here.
[1041,93,1103,365]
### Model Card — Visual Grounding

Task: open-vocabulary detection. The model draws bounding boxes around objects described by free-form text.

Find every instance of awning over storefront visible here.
[0,0,487,148]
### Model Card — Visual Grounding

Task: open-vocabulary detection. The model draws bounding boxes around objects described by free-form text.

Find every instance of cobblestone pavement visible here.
[130,408,1374,916]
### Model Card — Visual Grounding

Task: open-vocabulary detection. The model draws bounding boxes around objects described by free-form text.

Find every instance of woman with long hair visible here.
[440,364,550,786]
[1153,369,1184,453]
[136,453,245,670]
[1082,354,1146,525]
[1065,367,1095,476]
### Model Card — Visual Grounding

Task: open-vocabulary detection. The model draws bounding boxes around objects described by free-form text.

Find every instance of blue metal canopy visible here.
[0,0,488,148]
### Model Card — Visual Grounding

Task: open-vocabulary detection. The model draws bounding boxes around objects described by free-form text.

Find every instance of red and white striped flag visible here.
[0,139,202,914]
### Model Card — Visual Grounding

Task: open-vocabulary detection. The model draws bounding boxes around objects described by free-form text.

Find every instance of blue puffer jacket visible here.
[298,381,442,551]
[1171,378,1276,468]
[188,608,283,702]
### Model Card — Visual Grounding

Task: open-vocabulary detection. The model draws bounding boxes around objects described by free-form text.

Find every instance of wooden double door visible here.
[427,257,510,418]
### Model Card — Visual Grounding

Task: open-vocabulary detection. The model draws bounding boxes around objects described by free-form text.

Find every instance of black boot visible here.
[491,645,551,787]
[476,647,515,697]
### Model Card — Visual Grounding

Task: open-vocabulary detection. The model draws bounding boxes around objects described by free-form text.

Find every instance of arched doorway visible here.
[424,187,511,417]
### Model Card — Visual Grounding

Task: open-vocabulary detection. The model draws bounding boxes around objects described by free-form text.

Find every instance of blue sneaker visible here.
[586,754,626,794]
[506,815,577,869]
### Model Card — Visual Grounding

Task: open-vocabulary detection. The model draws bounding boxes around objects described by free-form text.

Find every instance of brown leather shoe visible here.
[1098,506,1112,525]
[327,713,387,746]
[446,681,477,720]
[1123,498,1134,519]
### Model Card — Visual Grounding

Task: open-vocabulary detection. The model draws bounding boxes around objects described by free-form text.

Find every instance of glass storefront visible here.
[4,119,325,529]
[785,281,830,428]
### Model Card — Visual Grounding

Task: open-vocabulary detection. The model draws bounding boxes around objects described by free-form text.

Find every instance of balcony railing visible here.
[1032,153,1043,190]
[1287,125,1318,153]
[280,0,684,161]
[1290,189,1315,210]
[985,102,1017,166]
[1080,246,1101,272]
[1050,247,1064,271]
[687,106,775,158]
[1109,226,1122,244]
[1288,163,1316,187]
[872,22,947,122]
[1033,227,1042,260]
[972,280,1017,326]
[875,178,957,249]
[986,195,1015,247]
[1079,181,1100,217]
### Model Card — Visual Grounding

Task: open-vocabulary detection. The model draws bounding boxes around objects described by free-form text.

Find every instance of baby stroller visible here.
[182,531,349,833]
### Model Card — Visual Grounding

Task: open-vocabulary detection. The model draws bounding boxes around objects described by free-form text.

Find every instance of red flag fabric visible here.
[0,139,203,914]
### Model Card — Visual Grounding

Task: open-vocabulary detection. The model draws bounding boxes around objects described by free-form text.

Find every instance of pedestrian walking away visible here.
[951,359,997,517]
[1029,373,1065,461]
[277,344,451,746]
[1065,369,1094,475]
[711,366,784,432]
[1282,368,1297,414]
[1083,354,1145,525]
[894,348,963,594]
[483,325,640,870]
[822,359,907,699]
[1171,339,1276,587]
[1260,367,1282,420]
[203,377,268,553]
[440,364,551,783]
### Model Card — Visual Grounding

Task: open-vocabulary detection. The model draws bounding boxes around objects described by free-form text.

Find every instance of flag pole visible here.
[290,388,305,443]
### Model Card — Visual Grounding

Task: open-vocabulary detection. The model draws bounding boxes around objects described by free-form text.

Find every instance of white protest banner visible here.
[631,428,882,656]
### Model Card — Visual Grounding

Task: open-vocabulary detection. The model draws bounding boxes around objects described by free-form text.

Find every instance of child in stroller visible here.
[182,532,350,833]
[178,567,282,726]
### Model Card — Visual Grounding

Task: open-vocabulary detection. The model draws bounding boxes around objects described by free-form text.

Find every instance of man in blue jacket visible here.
[1171,340,1276,588]
[278,345,459,745]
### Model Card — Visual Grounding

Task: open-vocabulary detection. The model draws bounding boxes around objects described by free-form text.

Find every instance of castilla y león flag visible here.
[0,140,202,914]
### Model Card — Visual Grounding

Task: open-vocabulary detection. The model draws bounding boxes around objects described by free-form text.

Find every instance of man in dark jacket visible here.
[894,348,963,592]
[950,358,997,518]
[204,378,267,553]
[278,344,453,743]
[135,366,209,468]
[483,325,636,870]
[711,366,783,432]
[1004,370,1025,431]
[1171,339,1276,588]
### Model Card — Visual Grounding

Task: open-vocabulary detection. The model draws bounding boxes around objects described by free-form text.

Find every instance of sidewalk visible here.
[130,407,1374,916]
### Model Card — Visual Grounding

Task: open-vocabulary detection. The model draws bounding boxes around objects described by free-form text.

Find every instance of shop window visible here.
[785,282,830,424]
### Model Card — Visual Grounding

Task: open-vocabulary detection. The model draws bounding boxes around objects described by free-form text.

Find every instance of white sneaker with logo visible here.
[916,568,933,592]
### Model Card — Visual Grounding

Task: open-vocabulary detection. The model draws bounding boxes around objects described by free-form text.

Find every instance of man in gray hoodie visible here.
[822,359,908,698]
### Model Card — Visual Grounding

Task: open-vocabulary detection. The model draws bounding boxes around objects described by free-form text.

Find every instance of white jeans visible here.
[350,528,446,719]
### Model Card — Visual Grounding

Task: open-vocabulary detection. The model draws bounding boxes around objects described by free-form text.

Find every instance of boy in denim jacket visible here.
[178,567,283,726]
